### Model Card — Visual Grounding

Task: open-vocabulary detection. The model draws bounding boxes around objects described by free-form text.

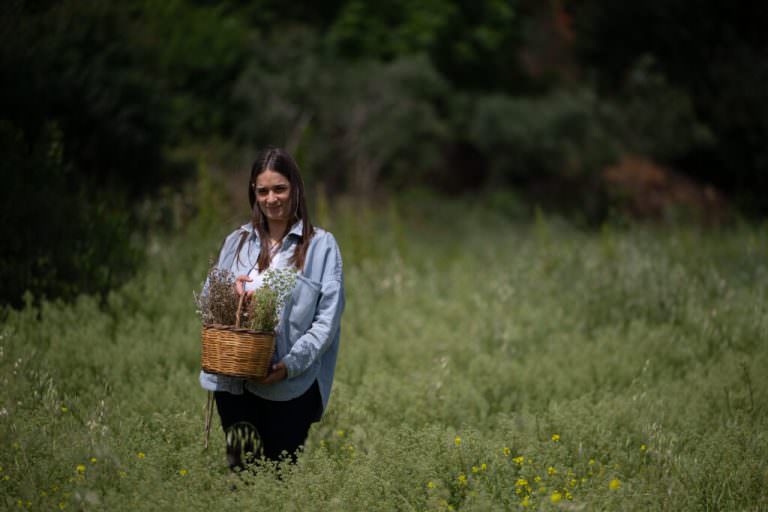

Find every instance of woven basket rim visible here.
[203,323,275,335]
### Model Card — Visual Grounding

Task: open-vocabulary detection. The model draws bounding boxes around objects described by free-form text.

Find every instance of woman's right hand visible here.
[235,275,254,296]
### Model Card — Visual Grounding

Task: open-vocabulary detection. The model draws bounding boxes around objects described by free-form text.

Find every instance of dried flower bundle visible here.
[194,266,240,326]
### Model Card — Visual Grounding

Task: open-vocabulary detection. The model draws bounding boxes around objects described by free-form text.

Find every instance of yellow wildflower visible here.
[640,444,647,452]
[515,478,528,487]
[551,491,562,504]
[565,491,573,500]
[137,452,145,459]
[76,464,86,474]
[551,434,560,442]
[179,469,188,476]
[472,466,479,474]
[457,474,467,486]
[454,436,461,447]
[481,463,487,471]
[547,466,557,476]
[569,479,577,488]
[90,457,97,463]
[534,475,542,483]
[336,429,345,437]
[427,481,435,489]
[588,459,595,465]
[60,406,68,413]
[503,447,511,457]
[512,456,524,465]
[609,478,621,490]
[521,496,530,507]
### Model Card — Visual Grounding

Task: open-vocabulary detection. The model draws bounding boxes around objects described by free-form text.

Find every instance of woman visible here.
[199,147,345,468]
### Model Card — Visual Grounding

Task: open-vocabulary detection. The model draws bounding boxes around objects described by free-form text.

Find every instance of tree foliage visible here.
[2,0,767,305]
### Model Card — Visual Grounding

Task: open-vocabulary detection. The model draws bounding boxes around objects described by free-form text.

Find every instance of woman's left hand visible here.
[258,361,287,385]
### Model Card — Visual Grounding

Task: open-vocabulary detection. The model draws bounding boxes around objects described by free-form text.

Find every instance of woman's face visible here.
[254,169,292,225]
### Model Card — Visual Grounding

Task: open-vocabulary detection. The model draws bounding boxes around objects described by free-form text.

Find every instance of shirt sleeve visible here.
[282,233,345,378]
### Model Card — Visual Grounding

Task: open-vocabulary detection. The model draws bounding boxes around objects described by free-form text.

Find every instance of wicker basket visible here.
[200,293,275,379]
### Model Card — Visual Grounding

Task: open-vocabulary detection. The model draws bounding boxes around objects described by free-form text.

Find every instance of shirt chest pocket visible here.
[287,274,322,338]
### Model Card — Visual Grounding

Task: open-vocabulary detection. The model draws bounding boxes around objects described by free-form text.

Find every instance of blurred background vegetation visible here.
[2,0,767,307]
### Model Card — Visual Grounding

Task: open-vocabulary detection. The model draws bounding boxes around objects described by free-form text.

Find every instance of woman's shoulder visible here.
[222,223,253,244]
[215,223,252,262]
[310,226,340,250]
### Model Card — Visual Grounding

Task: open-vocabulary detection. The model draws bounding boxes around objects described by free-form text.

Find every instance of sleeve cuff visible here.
[282,354,299,379]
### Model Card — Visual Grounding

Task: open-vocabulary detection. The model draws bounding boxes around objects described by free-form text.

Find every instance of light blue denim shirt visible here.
[199,221,345,416]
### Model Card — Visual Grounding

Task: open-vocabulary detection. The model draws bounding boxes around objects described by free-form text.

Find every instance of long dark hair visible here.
[241,147,314,272]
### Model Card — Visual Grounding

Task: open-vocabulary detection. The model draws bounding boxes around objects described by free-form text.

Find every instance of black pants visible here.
[215,381,322,465]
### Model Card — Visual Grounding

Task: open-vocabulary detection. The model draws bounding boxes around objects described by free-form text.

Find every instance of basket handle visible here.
[235,291,247,329]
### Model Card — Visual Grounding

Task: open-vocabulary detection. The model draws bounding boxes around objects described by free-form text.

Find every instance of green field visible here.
[2,202,766,511]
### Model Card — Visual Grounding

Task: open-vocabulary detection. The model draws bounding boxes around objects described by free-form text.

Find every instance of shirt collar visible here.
[240,220,304,240]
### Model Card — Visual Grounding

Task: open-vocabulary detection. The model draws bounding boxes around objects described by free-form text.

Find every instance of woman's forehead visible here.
[255,169,290,187]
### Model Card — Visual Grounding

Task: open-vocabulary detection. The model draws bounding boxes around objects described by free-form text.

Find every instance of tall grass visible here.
[1,198,766,511]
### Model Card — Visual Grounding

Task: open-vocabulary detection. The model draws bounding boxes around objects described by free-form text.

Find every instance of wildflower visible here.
[534,475,542,483]
[551,434,560,442]
[76,464,86,474]
[472,466,479,474]
[61,406,68,413]
[547,466,557,476]
[427,481,435,489]
[521,496,530,507]
[609,478,621,490]
[137,452,145,459]
[512,456,524,465]
[336,429,345,437]
[569,479,577,488]
[640,444,647,452]
[550,491,562,504]
[454,436,461,447]
[565,491,573,500]
[588,459,595,465]
[89,457,97,463]
[503,447,511,457]
[457,474,467,486]
[179,469,188,476]
[515,478,528,487]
